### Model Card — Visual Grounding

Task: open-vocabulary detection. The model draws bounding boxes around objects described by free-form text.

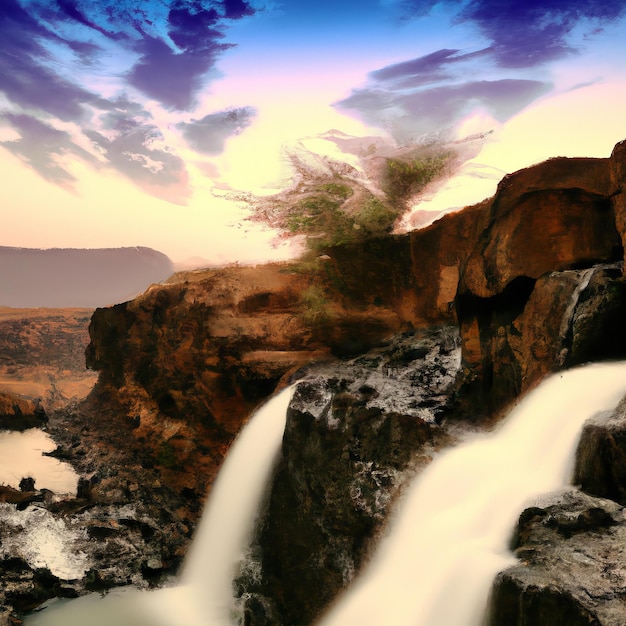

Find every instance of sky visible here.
[2,0,626,266]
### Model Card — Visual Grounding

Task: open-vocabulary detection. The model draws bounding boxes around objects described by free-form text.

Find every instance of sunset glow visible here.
[2,0,626,264]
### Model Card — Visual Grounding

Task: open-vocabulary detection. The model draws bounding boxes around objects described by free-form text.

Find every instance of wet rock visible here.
[238,327,462,625]
[456,264,626,421]
[488,489,626,626]
[18,479,35,493]
[574,397,626,506]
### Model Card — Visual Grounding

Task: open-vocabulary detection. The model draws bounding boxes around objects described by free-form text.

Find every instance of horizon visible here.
[2,0,626,265]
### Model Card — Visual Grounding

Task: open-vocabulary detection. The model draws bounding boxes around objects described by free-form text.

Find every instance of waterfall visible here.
[178,383,295,621]
[23,363,626,626]
[25,385,295,626]
[317,362,626,626]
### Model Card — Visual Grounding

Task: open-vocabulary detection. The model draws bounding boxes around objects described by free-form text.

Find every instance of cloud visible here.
[128,2,255,109]
[337,78,550,140]
[85,107,191,203]
[178,107,257,154]
[0,0,108,121]
[0,113,97,187]
[0,0,262,199]
[370,48,470,82]
[128,36,231,110]
[1,1,257,116]
[401,0,626,68]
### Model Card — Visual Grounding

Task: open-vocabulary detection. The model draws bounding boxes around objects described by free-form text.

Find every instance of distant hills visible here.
[0,246,174,308]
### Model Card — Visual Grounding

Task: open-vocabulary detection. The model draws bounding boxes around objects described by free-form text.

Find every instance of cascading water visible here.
[317,362,626,626]
[25,385,295,626]
[23,363,626,626]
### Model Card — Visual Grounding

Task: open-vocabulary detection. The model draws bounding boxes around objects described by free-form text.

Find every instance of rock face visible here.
[574,397,626,508]
[237,327,462,625]
[488,489,626,626]
[0,391,46,431]
[0,307,97,408]
[6,140,626,623]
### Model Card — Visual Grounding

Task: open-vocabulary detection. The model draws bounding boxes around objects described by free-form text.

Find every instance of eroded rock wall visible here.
[39,138,626,625]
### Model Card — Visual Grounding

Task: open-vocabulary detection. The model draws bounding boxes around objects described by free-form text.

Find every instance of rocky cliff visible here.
[82,144,626,508]
[5,140,626,624]
[0,307,97,408]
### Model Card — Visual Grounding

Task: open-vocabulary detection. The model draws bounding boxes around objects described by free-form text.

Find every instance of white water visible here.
[317,362,626,626]
[23,363,626,626]
[0,428,78,494]
[26,385,294,626]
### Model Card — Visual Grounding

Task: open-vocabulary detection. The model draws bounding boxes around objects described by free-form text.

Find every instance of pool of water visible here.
[0,428,78,494]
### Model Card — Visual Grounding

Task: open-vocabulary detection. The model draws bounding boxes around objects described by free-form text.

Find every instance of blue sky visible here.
[2,0,626,264]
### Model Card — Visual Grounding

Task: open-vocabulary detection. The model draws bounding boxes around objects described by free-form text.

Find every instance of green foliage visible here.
[385,153,450,203]
[355,197,400,236]
[319,182,353,199]
[286,194,354,249]
[280,152,447,253]
[299,284,331,326]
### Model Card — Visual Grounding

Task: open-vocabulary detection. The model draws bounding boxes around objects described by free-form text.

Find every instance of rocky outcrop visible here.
[0,391,46,431]
[83,142,626,506]
[457,263,626,418]
[487,489,626,626]
[81,150,626,514]
[0,307,97,408]
[574,397,626,508]
[449,154,625,419]
[236,327,462,625]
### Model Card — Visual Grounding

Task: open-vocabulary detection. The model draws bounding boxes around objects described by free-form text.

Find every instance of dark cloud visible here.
[0,0,106,121]
[337,79,551,140]
[459,1,573,67]
[222,0,255,20]
[127,2,256,109]
[167,5,223,52]
[84,113,191,202]
[480,1,624,67]
[369,47,492,89]
[0,113,97,187]
[128,36,230,110]
[399,1,626,67]
[370,49,462,82]
[1,0,257,117]
[56,0,112,38]
[178,107,256,154]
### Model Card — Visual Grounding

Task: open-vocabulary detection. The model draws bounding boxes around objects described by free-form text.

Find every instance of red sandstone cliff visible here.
[84,140,626,505]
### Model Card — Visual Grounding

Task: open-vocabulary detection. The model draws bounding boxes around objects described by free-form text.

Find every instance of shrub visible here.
[299,285,331,326]
[385,153,450,203]
[355,197,400,236]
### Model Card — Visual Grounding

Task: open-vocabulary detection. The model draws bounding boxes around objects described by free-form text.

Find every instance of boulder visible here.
[574,396,626,506]
[487,489,626,626]
[237,327,462,625]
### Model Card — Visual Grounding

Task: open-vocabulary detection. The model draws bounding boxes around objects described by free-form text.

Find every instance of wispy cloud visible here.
[86,101,191,202]
[338,60,551,141]
[178,107,257,154]
[0,0,257,200]
[0,113,97,187]
[0,0,109,120]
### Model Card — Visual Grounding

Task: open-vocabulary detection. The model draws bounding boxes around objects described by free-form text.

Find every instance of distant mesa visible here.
[0,246,174,308]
